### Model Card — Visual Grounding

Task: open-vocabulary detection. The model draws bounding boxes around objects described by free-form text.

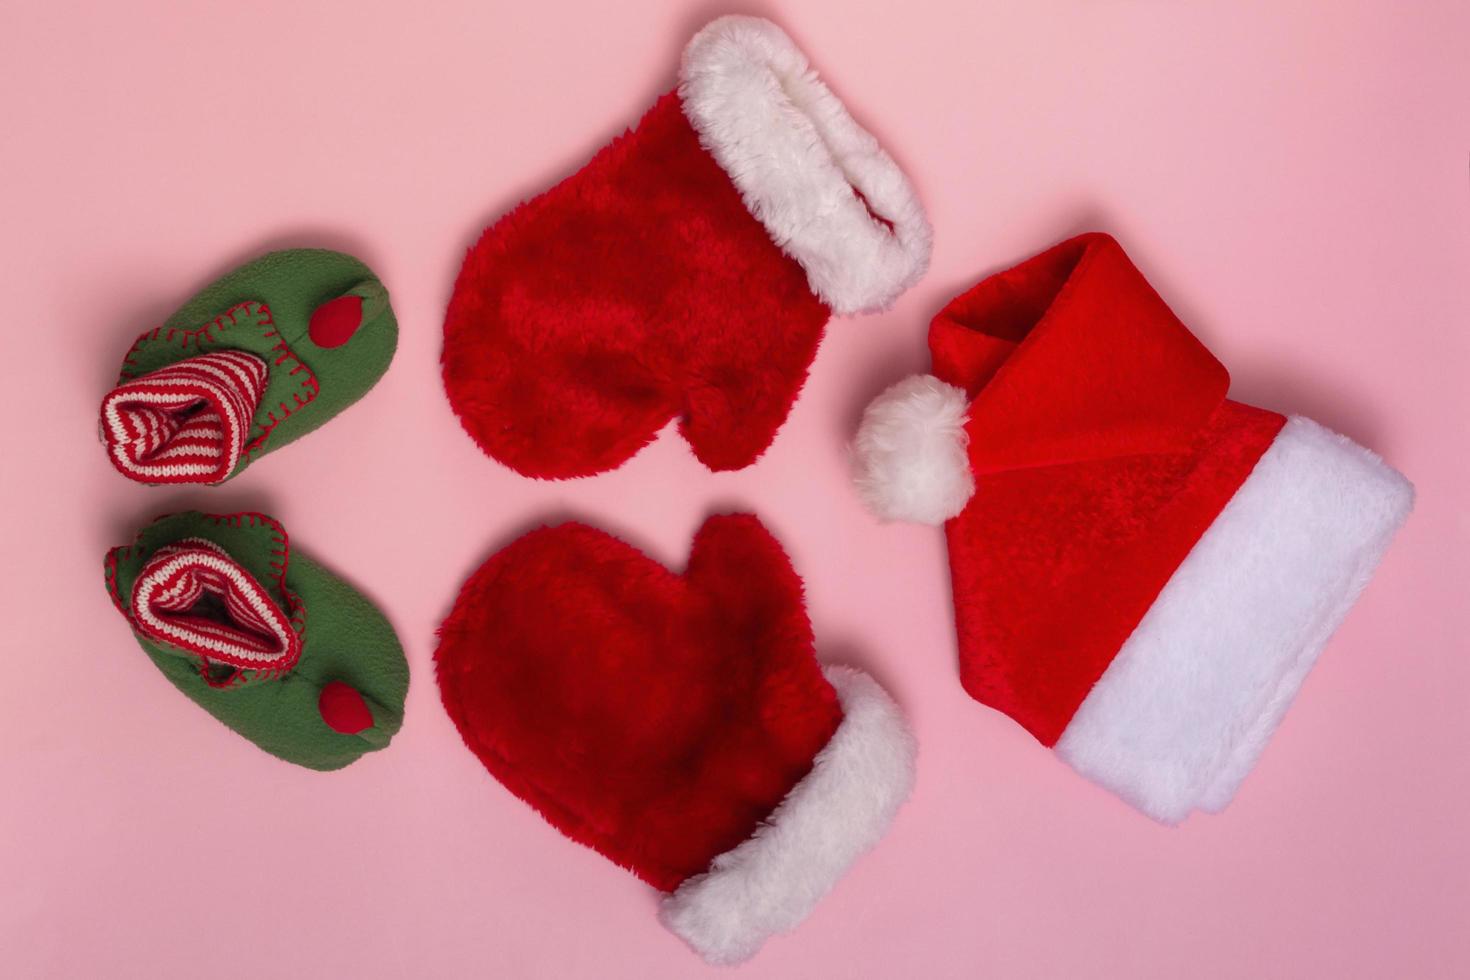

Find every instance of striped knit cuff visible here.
[129,537,302,685]
[100,350,268,485]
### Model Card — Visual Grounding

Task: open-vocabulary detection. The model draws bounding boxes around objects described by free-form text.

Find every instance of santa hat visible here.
[442,15,931,479]
[434,514,915,964]
[852,233,1413,822]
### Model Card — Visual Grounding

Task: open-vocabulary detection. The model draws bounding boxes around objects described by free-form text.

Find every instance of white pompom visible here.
[851,375,975,525]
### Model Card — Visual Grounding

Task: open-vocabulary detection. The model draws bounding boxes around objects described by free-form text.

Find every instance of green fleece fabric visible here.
[116,248,397,479]
[105,512,408,771]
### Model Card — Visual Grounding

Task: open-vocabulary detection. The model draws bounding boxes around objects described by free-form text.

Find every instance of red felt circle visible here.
[308,295,363,349]
[318,680,374,734]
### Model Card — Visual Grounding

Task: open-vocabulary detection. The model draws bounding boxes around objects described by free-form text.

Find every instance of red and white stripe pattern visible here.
[101,351,269,484]
[130,537,302,678]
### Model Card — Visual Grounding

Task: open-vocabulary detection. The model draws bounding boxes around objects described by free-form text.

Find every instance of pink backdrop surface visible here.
[2,2,1466,977]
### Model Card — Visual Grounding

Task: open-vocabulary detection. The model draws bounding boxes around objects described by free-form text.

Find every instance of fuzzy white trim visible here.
[1056,416,1413,823]
[659,665,915,965]
[678,16,932,316]
[851,374,974,525]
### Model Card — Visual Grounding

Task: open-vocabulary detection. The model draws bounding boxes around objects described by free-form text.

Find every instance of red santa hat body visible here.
[434,514,915,964]
[853,233,1412,822]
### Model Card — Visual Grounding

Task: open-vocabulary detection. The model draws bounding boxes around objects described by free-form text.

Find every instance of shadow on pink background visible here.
[2,2,1466,977]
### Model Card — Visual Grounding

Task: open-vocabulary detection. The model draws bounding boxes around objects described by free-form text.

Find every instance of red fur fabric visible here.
[442,93,830,479]
[933,234,1285,745]
[434,514,843,892]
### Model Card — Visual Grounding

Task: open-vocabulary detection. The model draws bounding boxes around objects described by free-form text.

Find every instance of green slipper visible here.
[104,511,409,770]
[99,249,397,485]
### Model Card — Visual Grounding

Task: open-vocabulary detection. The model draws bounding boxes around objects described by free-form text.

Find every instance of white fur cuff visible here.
[659,666,916,965]
[1056,416,1414,823]
[679,16,932,316]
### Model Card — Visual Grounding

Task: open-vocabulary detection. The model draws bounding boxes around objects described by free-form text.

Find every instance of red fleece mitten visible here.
[434,514,915,964]
[442,16,930,479]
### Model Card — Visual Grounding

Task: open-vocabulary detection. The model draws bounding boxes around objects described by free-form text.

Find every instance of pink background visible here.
[2,2,1466,977]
